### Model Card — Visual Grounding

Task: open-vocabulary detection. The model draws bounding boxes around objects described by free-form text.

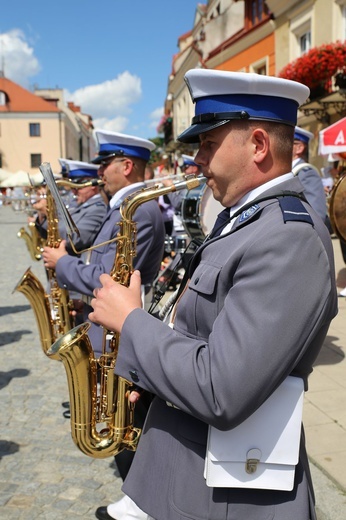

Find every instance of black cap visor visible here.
[177,120,232,144]
[91,152,123,165]
[177,110,250,144]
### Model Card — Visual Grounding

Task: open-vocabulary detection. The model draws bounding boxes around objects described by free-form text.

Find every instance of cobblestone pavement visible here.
[0,205,123,519]
[0,204,345,519]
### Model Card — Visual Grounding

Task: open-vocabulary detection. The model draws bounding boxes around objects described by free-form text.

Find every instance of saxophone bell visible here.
[47,323,141,458]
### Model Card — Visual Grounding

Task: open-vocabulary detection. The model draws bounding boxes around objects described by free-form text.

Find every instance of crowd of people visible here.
[18,68,341,520]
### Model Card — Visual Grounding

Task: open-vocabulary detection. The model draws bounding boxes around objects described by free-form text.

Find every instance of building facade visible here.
[163,0,346,167]
[0,74,94,177]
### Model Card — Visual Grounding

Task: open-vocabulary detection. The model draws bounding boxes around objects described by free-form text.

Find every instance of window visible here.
[250,58,268,76]
[289,11,312,61]
[29,123,41,137]
[0,91,6,106]
[246,0,270,29]
[300,32,311,54]
[256,64,267,75]
[31,154,42,168]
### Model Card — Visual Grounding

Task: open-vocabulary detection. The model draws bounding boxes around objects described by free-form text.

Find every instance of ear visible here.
[122,158,135,177]
[295,141,305,154]
[252,128,269,164]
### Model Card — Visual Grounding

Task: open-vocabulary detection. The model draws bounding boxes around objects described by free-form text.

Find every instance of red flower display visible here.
[278,41,346,92]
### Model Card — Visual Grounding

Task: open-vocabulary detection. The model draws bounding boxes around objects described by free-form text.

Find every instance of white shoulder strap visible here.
[292,162,322,178]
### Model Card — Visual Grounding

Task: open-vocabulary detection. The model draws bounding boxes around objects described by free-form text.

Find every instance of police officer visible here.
[292,126,328,224]
[89,69,337,520]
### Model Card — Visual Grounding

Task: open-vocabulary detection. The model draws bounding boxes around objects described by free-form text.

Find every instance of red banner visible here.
[319,117,346,155]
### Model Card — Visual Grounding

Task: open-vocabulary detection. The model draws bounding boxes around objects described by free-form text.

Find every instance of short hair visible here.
[233,120,294,163]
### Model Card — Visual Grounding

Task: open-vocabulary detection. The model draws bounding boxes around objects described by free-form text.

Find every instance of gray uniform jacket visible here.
[293,158,327,223]
[55,183,165,353]
[36,193,107,255]
[115,176,338,520]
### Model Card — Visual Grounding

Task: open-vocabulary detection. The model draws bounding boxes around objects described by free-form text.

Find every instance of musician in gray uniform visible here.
[89,70,338,520]
[292,126,328,224]
[33,159,107,255]
[33,159,107,322]
[42,130,165,353]
[43,133,165,520]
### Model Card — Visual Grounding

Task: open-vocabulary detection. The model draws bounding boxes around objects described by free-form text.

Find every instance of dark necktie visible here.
[210,208,231,238]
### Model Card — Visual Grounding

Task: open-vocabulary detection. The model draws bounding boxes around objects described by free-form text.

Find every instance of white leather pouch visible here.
[204,376,304,491]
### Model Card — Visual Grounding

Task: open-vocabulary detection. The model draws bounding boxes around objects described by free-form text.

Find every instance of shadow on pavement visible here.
[0,304,31,316]
[0,440,20,460]
[314,335,345,367]
[0,368,30,390]
[336,265,346,288]
[0,329,33,347]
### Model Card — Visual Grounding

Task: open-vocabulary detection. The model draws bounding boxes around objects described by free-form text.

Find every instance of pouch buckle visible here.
[246,448,262,474]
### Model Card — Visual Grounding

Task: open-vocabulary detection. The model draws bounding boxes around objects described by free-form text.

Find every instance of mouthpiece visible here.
[172,175,206,192]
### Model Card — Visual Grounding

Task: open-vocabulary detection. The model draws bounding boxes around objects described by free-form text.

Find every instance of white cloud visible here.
[0,29,40,86]
[149,106,164,129]
[92,115,129,133]
[0,29,157,137]
[66,71,142,119]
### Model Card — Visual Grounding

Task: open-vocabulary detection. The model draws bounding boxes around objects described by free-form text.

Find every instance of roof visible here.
[0,76,60,113]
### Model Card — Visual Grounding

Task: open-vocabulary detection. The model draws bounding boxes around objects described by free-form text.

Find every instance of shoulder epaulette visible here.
[278,196,313,225]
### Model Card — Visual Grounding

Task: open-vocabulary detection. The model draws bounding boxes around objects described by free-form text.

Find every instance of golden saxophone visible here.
[17,188,47,261]
[46,175,204,458]
[13,186,76,357]
[56,178,105,189]
[17,179,103,261]
[17,221,46,261]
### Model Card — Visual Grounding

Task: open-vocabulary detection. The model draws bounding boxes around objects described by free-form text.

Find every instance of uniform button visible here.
[194,277,199,285]
[129,370,139,383]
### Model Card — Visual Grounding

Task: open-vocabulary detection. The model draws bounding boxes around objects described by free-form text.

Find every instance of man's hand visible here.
[43,240,68,269]
[89,270,142,333]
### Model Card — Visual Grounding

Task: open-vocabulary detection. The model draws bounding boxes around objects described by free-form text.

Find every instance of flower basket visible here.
[278,41,346,95]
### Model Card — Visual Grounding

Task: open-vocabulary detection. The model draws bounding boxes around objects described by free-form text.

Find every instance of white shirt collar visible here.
[109,182,144,209]
[222,172,294,234]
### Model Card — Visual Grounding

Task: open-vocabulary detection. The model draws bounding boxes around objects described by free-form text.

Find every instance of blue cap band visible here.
[69,167,98,179]
[294,131,310,143]
[99,143,151,161]
[195,94,299,126]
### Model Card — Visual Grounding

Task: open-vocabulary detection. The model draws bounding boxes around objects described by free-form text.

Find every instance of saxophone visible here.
[47,176,204,458]
[17,179,104,261]
[14,187,75,357]
[17,189,47,261]
[17,221,46,261]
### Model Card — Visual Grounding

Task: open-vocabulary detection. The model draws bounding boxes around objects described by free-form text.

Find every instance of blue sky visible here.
[0,0,202,140]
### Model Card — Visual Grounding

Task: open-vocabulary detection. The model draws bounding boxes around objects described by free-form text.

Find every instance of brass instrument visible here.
[17,221,45,261]
[14,168,76,357]
[47,175,204,458]
[328,173,346,241]
[17,178,104,261]
[56,178,104,189]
